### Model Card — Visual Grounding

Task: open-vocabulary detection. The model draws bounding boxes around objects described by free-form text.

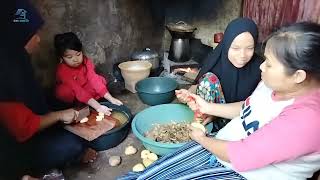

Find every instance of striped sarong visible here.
[117,141,246,180]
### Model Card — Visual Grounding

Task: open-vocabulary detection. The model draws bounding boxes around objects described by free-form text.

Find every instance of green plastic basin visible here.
[132,104,213,156]
[135,77,178,106]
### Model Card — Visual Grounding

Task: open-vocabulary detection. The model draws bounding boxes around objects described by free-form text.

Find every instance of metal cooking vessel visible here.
[166,21,196,62]
[166,21,196,33]
[131,48,159,70]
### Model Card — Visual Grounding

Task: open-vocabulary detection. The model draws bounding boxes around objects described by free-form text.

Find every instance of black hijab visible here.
[195,18,263,103]
[0,0,48,115]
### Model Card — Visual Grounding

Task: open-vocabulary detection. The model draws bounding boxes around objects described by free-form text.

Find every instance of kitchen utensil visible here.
[166,21,196,33]
[166,21,196,62]
[118,60,152,93]
[64,110,117,141]
[131,48,159,71]
[75,106,90,122]
[131,104,213,156]
[135,77,178,106]
[90,102,133,151]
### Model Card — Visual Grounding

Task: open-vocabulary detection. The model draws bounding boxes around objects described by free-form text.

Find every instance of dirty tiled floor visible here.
[64,89,182,180]
[63,132,145,180]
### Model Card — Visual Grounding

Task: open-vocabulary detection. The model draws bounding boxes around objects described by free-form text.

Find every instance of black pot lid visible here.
[131,48,159,60]
[166,21,196,32]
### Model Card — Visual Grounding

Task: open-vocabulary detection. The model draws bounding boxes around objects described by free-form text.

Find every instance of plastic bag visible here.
[41,169,64,180]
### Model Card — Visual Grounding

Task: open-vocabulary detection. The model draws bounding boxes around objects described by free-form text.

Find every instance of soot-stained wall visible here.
[31,0,164,88]
[30,0,241,88]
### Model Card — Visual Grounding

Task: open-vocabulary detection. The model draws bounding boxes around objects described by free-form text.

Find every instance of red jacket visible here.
[55,56,108,103]
[0,102,40,142]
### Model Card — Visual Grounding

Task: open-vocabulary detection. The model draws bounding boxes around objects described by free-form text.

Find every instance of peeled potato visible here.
[147,153,158,161]
[109,156,121,167]
[191,122,206,133]
[124,145,137,155]
[141,150,151,159]
[79,117,89,123]
[96,115,103,121]
[132,163,145,172]
[142,158,153,168]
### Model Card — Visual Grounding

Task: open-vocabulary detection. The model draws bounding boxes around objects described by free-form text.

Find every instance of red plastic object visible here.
[213,32,223,43]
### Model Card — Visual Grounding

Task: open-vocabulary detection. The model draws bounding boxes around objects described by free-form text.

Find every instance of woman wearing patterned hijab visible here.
[177,18,263,131]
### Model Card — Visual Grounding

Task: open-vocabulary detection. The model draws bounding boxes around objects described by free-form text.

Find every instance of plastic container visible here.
[135,77,178,106]
[118,60,152,93]
[131,104,213,156]
[90,102,132,151]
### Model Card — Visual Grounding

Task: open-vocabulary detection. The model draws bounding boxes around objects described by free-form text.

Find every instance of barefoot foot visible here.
[81,148,98,163]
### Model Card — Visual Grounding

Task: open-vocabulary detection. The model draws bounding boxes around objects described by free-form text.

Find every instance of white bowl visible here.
[118,60,152,93]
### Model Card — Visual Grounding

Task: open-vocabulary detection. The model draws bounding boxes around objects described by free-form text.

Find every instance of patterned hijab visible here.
[195,18,263,102]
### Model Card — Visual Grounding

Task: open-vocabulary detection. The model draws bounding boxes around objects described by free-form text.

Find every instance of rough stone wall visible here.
[30,0,242,89]
[31,0,164,88]
[163,0,242,50]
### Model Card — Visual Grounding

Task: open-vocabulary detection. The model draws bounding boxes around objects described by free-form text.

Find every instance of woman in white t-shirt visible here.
[118,22,320,180]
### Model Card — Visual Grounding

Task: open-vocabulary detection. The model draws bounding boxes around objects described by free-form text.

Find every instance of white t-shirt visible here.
[216,82,320,180]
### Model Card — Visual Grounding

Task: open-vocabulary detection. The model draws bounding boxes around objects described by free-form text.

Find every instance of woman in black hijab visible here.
[0,1,97,179]
[176,18,263,130]
[0,0,48,115]
[196,17,262,102]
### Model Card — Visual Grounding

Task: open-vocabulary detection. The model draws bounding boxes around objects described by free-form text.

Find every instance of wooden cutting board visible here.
[64,110,119,141]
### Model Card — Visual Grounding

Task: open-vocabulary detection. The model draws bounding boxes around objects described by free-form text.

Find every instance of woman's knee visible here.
[30,129,85,169]
[49,130,85,156]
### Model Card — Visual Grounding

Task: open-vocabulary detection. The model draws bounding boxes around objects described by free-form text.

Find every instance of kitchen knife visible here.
[75,106,90,122]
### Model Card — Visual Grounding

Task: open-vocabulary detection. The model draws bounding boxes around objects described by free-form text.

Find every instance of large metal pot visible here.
[166,21,196,62]
[131,48,159,70]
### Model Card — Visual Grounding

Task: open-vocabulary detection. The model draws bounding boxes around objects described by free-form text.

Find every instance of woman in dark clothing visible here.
[0,1,87,179]
[0,1,131,179]
[0,0,48,115]
[176,18,263,131]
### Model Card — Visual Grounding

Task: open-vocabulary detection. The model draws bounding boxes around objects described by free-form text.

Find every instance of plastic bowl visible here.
[90,102,133,151]
[135,77,178,106]
[132,104,213,156]
[118,60,152,93]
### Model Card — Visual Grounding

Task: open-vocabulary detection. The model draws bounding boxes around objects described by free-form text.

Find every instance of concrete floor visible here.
[63,89,182,180]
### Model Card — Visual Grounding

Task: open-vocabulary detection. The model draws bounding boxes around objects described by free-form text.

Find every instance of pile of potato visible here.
[107,145,159,173]
[132,149,158,172]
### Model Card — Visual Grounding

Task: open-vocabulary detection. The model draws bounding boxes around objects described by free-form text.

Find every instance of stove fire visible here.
[160,52,200,84]
[173,67,198,75]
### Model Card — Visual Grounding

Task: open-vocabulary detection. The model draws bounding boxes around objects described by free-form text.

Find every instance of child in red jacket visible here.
[54,32,122,115]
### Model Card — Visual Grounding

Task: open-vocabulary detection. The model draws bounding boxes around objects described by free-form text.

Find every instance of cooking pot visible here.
[131,48,159,70]
[166,21,196,62]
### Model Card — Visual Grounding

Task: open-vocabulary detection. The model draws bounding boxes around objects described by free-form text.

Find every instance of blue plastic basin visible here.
[90,102,133,151]
[132,104,213,156]
[135,77,178,106]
